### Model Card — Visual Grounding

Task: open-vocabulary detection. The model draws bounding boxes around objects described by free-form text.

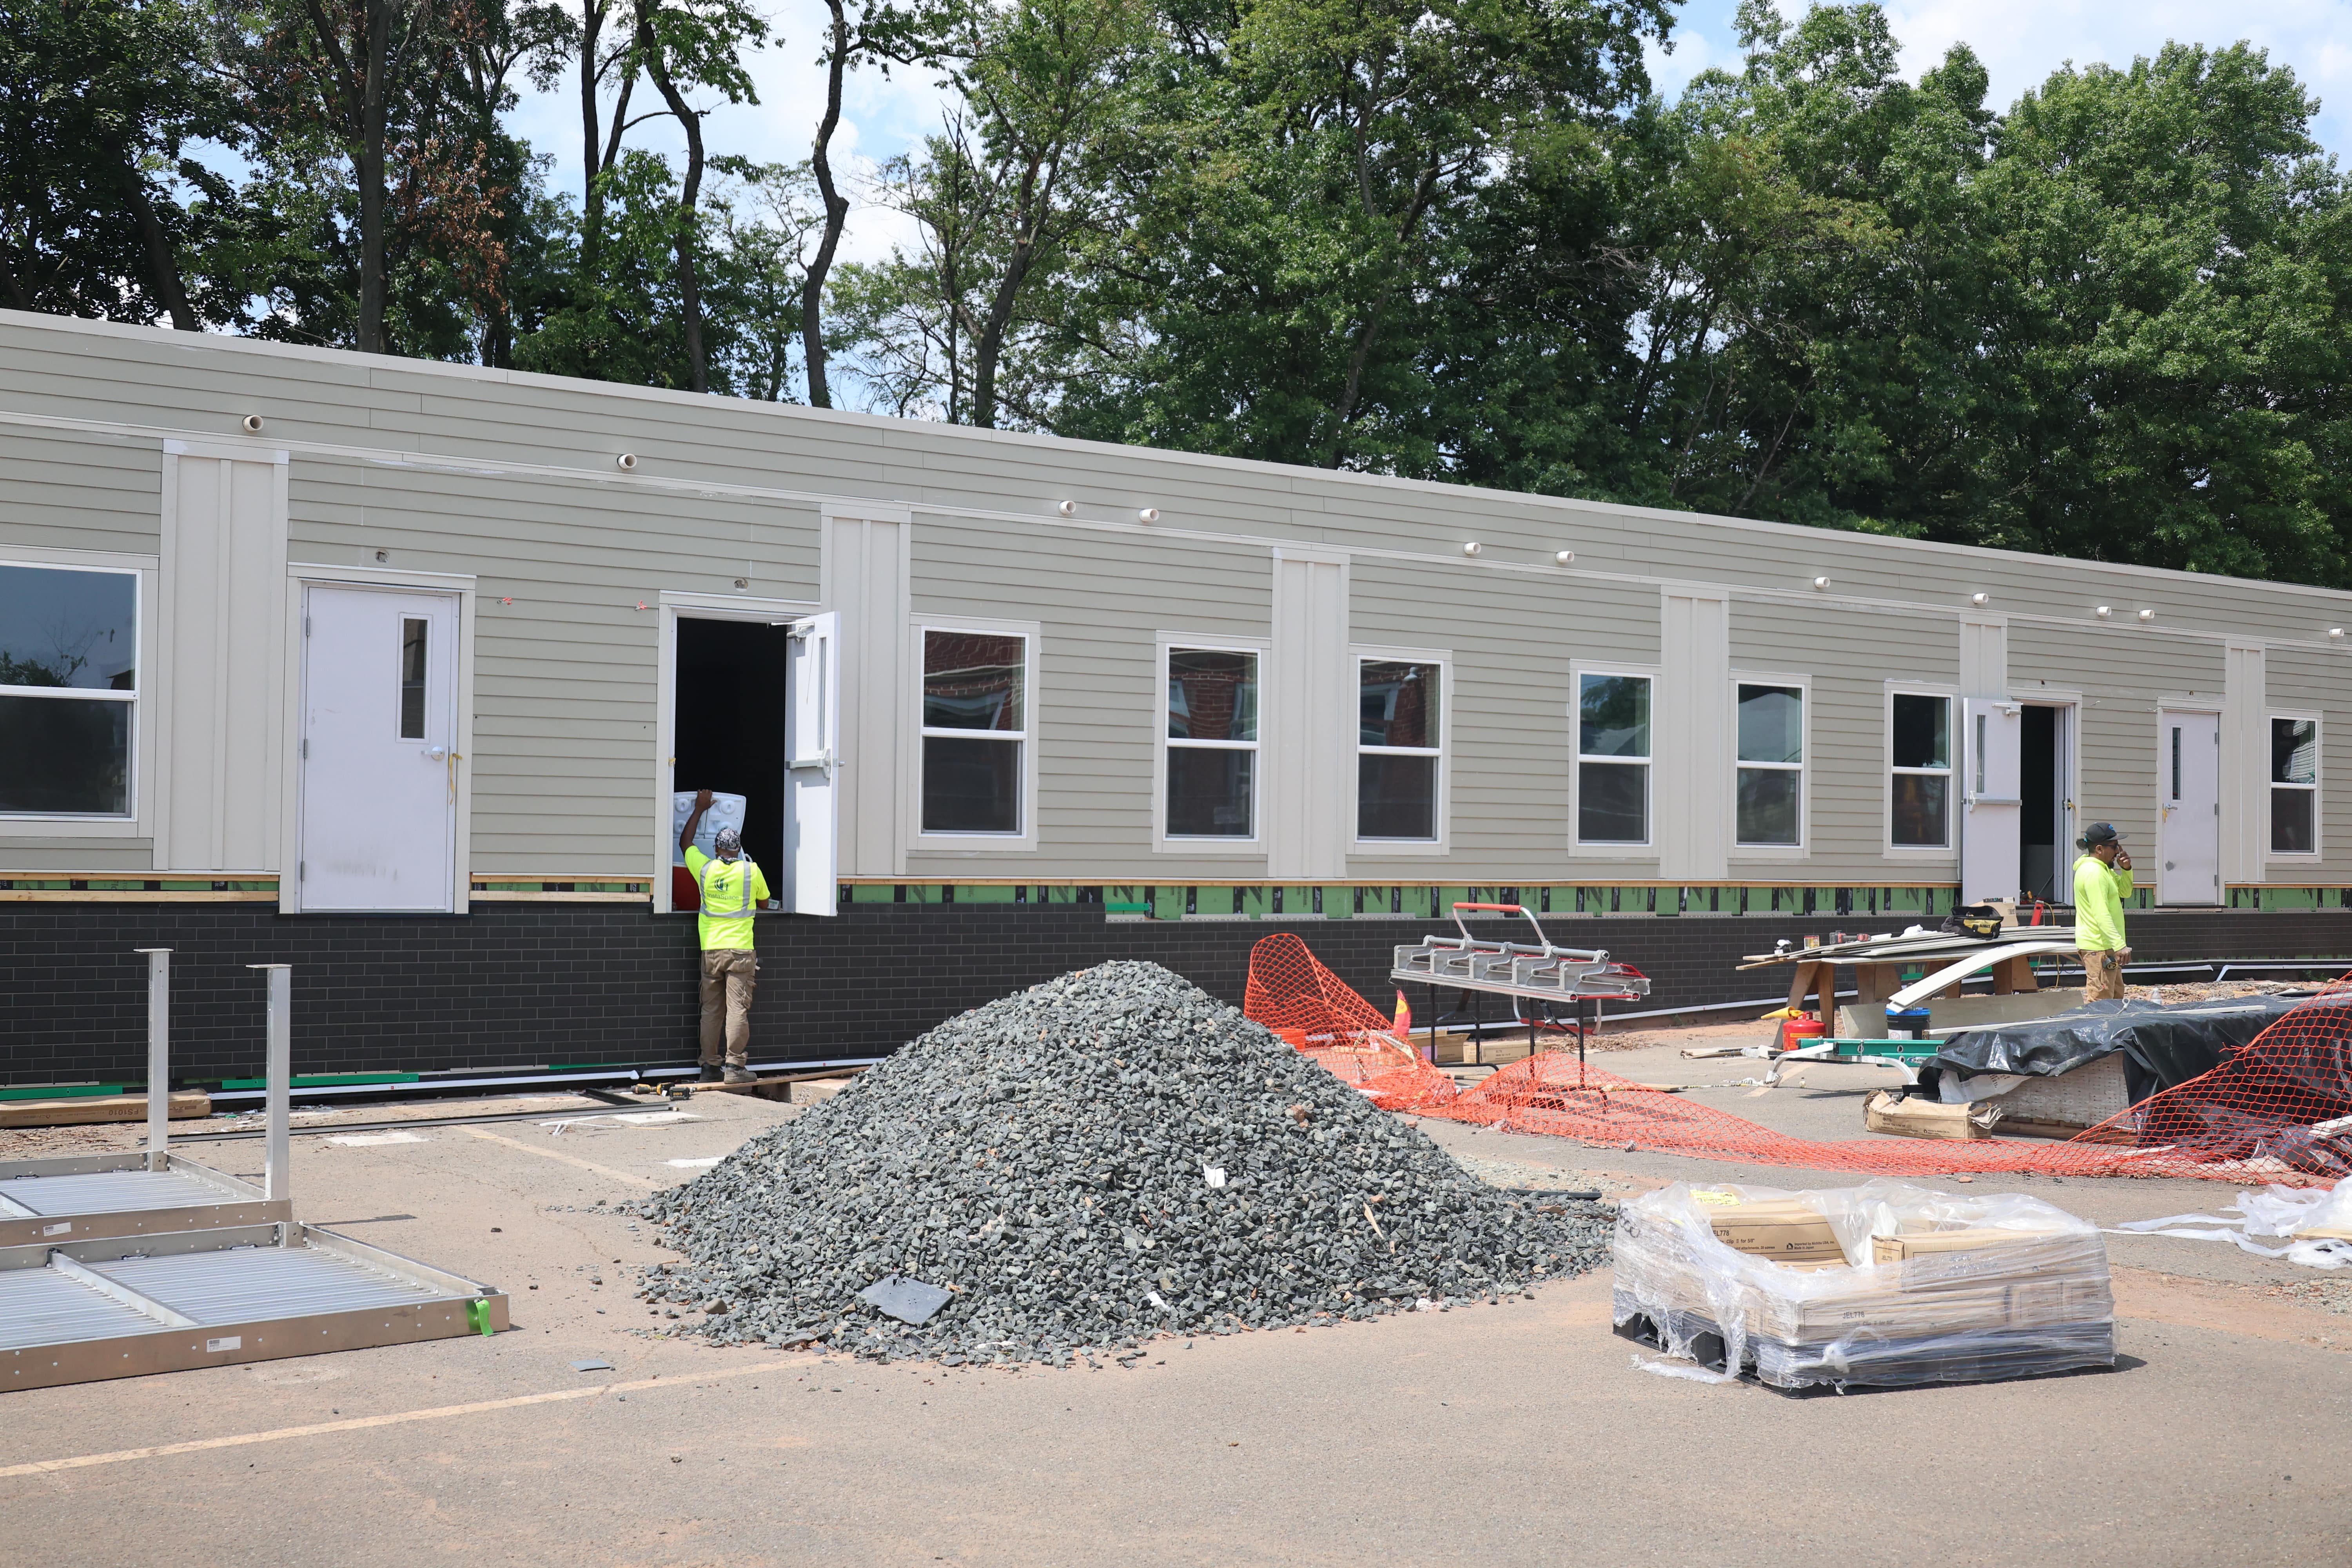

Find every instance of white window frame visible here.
[0,550,156,836]
[1884,681,1958,860]
[1730,670,1809,857]
[2266,708,2321,861]
[1350,644,1450,855]
[911,617,1040,851]
[1571,662,1658,852]
[1154,632,1267,854]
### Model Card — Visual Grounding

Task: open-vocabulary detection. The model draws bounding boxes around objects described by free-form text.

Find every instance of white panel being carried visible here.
[1960,697,2024,904]
[296,584,459,911]
[784,610,840,915]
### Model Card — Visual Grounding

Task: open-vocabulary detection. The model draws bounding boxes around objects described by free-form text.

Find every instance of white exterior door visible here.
[782,611,839,916]
[1960,698,2024,904]
[297,585,459,911]
[2159,710,2221,905]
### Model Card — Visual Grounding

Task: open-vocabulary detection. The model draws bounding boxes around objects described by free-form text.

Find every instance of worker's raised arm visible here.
[680,786,714,857]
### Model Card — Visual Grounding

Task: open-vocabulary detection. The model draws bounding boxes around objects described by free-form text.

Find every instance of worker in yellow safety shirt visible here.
[2072,822,2134,1003]
[679,787,770,1083]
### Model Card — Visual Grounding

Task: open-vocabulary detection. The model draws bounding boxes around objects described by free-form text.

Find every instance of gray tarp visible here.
[1929,994,2311,1106]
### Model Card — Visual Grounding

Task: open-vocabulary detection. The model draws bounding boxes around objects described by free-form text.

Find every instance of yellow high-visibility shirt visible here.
[2072,856,2133,952]
[684,845,769,951]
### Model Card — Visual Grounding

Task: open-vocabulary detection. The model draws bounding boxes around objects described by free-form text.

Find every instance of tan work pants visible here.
[2080,948,2129,1004]
[699,949,757,1067]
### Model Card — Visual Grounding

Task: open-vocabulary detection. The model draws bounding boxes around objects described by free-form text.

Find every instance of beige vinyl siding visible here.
[0,428,162,556]
[1729,595,1960,881]
[2262,646,2347,878]
[1347,560,1659,882]
[290,457,820,875]
[2009,619,2225,897]
[907,514,1273,880]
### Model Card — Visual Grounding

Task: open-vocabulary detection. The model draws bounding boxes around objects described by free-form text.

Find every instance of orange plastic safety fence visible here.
[1244,933,2352,1187]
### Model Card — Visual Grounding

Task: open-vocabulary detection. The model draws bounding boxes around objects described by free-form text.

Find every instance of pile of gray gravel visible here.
[632,962,1612,1365]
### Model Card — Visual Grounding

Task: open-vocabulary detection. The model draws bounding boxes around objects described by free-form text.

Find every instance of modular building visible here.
[2,312,2347,1088]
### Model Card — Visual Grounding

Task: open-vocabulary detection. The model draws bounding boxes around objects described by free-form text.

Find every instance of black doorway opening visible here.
[674,618,790,902]
[2020,704,2058,902]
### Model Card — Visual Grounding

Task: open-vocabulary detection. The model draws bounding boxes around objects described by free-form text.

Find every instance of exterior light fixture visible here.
[1812,576,1831,591]
[1554,550,1576,566]
[1462,541,1483,557]
[2094,606,2112,619]
[616,453,639,470]
[240,415,264,434]
[2138,608,2156,622]
[1138,507,1160,524]
[1970,592,1991,606]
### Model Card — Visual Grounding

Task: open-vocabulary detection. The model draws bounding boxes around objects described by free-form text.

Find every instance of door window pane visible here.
[1578,761,1646,842]
[2272,787,2316,854]
[1169,650,1256,741]
[1168,746,1254,836]
[1737,768,1801,846]
[1891,773,1949,847]
[1579,674,1649,757]
[1359,661,1439,748]
[921,736,1021,833]
[2271,718,2316,784]
[1357,754,1436,840]
[0,695,129,813]
[0,564,136,691]
[1736,684,1801,763]
[399,618,428,739]
[1891,693,1949,769]
[924,632,1025,731]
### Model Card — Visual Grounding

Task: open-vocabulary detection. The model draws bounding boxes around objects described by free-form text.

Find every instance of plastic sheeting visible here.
[1930,995,2310,1105]
[1610,1180,2115,1391]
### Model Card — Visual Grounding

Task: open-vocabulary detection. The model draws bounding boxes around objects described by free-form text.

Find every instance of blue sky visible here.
[503,0,2352,268]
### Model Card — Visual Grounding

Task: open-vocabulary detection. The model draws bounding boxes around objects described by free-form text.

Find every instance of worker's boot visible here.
[723,1065,756,1084]
[698,1060,723,1083]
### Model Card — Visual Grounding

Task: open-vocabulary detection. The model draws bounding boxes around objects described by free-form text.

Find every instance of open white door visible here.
[783,612,839,915]
[1960,697,2023,905]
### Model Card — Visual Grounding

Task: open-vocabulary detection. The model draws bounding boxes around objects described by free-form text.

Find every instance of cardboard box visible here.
[1864,1089,1999,1140]
[1707,1200,1847,1267]
[1871,1227,2049,1263]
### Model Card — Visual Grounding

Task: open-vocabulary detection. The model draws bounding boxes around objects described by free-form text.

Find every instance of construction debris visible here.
[635,962,1612,1364]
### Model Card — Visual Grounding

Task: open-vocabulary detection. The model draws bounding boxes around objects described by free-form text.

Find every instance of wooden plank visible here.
[0,1092,211,1127]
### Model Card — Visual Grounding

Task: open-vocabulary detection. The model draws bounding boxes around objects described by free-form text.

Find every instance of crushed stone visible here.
[632,962,1612,1364]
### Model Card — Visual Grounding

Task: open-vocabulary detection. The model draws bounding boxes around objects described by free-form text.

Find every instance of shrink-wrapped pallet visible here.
[1611,1180,2115,1390]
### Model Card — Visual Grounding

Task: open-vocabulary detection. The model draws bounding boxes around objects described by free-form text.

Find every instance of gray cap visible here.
[2079,822,2122,848]
[712,826,742,860]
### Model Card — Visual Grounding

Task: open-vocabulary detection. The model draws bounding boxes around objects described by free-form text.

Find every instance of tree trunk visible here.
[119,162,198,331]
[579,0,606,275]
[801,0,853,408]
[636,0,708,392]
[355,0,394,354]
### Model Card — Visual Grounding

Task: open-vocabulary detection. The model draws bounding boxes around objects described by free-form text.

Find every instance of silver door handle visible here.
[425,746,450,761]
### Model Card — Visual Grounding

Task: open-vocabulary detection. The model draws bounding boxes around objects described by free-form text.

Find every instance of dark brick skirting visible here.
[4,904,2350,1087]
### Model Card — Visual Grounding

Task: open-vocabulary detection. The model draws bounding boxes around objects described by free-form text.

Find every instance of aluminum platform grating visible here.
[95,1247,447,1325]
[0,1267,163,1350]
[0,1170,237,1217]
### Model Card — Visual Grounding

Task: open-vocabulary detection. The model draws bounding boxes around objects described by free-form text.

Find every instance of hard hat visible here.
[2078,822,2122,849]
[713,826,742,860]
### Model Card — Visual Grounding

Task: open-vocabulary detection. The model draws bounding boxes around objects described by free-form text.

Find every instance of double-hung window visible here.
[1577,672,1651,844]
[1735,682,1803,846]
[1165,648,1257,838]
[2270,715,2319,855]
[919,628,1028,835]
[1889,691,1952,848]
[0,563,138,817]
[1357,658,1441,841]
